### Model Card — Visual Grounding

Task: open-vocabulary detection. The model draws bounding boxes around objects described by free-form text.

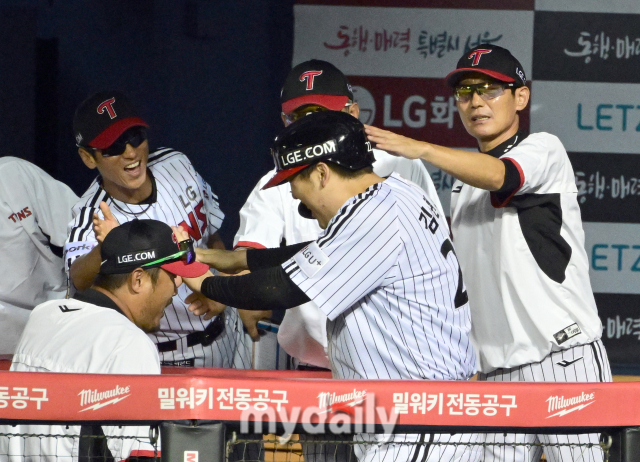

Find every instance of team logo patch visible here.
[294,242,329,278]
[553,323,582,345]
[468,49,492,66]
[300,70,323,90]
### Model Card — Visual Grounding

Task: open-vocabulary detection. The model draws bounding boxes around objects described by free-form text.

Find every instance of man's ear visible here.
[78,147,98,170]
[128,268,147,294]
[348,102,360,119]
[315,162,331,188]
[514,86,530,112]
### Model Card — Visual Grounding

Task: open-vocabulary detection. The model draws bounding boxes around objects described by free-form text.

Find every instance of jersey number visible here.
[440,239,468,309]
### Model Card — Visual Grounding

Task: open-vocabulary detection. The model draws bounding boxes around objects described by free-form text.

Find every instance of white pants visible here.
[480,340,612,462]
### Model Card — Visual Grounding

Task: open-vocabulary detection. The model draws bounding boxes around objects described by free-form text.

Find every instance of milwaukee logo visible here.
[78,385,131,412]
[546,391,595,418]
[318,389,366,412]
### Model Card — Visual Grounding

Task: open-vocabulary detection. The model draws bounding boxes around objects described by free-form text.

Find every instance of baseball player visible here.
[365,44,611,462]
[64,91,249,369]
[235,59,445,370]
[179,111,480,462]
[0,156,78,356]
[0,219,211,461]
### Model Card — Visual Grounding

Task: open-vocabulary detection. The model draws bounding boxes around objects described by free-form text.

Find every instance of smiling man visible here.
[64,91,249,369]
[3,219,210,461]
[365,44,610,462]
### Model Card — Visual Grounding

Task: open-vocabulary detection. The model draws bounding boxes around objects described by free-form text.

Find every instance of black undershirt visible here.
[200,242,313,310]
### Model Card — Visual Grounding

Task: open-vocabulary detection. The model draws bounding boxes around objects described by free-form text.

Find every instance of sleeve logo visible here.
[294,242,329,278]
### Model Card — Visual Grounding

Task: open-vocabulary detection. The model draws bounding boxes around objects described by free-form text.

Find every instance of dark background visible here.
[0,0,295,246]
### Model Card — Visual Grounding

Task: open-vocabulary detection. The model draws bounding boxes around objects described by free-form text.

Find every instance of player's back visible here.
[2,296,159,462]
[307,174,476,381]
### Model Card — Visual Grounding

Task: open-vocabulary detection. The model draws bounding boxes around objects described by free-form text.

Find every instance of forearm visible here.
[196,241,311,274]
[200,267,310,311]
[419,143,506,191]
[69,245,102,291]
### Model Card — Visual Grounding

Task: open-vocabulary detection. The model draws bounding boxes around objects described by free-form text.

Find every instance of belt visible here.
[157,311,226,353]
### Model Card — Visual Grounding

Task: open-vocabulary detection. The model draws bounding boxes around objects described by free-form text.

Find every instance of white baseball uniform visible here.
[234,150,446,368]
[64,148,249,368]
[0,289,159,461]
[450,131,611,462]
[0,157,78,355]
[283,173,479,462]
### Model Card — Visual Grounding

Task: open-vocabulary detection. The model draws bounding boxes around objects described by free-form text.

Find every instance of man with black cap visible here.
[177,111,480,462]
[3,219,211,461]
[366,44,610,462]
[234,59,444,370]
[64,91,249,369]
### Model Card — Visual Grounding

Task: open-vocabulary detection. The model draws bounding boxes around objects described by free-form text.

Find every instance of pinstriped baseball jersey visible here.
[234,149,446,368]
[450,132,603,373]
[283,173,476,381]
[64,148,234,366]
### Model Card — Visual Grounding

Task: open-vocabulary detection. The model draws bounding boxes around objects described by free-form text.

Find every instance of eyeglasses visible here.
[283,102,353,126]
[85,127,148,157]
[141,239,197,268]
[453,83,515,103]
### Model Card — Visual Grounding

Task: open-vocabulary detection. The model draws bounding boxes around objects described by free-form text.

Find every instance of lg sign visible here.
[354,85,453,129]
[348,77,479,148]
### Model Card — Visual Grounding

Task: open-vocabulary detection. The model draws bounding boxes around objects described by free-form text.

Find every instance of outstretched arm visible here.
[364,125,506,191]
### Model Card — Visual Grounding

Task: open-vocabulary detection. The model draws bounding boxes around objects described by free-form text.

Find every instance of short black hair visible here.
[93,267,161,292]
[295,161,373,181]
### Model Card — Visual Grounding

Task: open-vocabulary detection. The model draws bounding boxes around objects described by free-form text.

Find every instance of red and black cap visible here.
[99,219,209,278]
[445,44,527,87]
[281,59,354,114]
[73,91,149,149]
[263,111,374,189]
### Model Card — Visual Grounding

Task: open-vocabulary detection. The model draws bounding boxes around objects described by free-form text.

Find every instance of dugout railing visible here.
[0,368,638,461]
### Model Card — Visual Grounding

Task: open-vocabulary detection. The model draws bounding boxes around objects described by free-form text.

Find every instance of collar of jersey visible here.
[484,131,528,158]
[72,288,126,316]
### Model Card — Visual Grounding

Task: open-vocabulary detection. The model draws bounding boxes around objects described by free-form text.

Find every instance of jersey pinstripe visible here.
[234,150,445,368]
[284,174,476,381]
[481,339,611,462]
[64,149,243,367]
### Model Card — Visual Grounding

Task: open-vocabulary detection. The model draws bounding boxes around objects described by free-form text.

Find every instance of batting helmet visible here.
[263,111,374,189]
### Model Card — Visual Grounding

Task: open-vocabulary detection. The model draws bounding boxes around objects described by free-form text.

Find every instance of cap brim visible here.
[445,68,515,87]
[161,260,210,278]
[89,117,149,149]
[262,165,310,190]
[282,95,349,114]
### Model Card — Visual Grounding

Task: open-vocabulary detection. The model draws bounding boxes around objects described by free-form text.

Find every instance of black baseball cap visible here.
[73,91,149,149]
[99,219,209,278]
[281,59,354,114]
[445,44,527,87]
[263,111,374,189]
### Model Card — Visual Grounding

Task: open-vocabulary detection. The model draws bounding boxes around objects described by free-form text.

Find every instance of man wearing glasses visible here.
[64,91,249,369]
[234,59,444,367]
[366,44,610,462]
[3,219,211,461]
